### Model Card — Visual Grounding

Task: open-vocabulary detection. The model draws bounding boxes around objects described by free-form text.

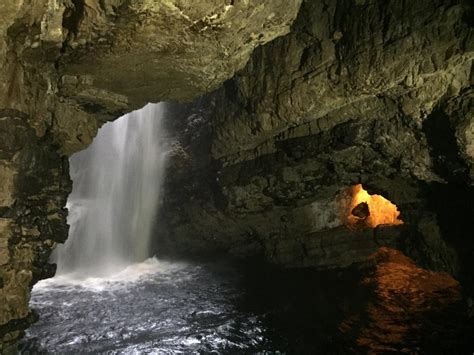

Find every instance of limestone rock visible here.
[158,0,473,289]
[0,0,473,348]
[0,0,302,347]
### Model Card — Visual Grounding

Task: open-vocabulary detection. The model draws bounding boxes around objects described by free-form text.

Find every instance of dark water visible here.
[20,250,474,354]
[20,259,271,353]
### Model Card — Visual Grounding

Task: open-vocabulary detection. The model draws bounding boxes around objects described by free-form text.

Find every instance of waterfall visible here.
[55,103,168,277]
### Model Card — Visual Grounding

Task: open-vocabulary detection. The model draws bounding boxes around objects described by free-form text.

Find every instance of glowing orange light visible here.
[345,184,403,229]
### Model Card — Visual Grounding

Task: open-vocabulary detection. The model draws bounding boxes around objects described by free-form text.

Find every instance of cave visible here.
[1,0,473,353]
[342,184,404,229]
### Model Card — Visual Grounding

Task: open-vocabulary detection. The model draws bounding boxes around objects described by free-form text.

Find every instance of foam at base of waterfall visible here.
[37,257,188,292]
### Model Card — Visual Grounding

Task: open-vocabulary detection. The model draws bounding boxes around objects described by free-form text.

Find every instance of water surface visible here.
[20,250,474,354]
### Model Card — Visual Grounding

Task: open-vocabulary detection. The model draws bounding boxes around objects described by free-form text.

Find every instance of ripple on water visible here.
[21,258,275,353]
[20,251,474,353]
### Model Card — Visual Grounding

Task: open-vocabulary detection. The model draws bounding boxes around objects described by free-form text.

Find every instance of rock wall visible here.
[0,0,472,349]
[0,0,301,348]
[0,112,70,346]
[159,0,473,287]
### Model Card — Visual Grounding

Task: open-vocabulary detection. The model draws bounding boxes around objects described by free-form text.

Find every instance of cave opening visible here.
[342,184,403,230]
[54,103,169,277]
[3,0,474,352]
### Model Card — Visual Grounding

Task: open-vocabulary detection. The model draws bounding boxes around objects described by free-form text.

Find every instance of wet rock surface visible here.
[158,0,473,304]
[0,0,301,347]
[0,0,473,348]
[0,113,70,346]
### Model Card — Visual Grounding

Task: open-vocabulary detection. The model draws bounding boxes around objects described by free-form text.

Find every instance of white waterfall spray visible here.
[55,103,168,277]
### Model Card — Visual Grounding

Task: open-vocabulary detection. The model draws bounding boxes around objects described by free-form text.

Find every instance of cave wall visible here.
[0,0,472,349]
[0,112,70,345]
[159,0,473,281]
[0,0,302,348]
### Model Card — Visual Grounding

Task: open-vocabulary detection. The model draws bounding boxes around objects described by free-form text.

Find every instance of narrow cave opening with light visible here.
[344,184,403,229]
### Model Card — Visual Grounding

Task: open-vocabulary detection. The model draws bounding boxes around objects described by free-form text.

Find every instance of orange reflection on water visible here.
[340,248,463,353]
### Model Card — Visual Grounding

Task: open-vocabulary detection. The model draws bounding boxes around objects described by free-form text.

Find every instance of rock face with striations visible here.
[0,0,302,348]
[0,0,473,349]
[158,0,473,293]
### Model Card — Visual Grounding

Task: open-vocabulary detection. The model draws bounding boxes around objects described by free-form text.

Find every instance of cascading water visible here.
[55,103,168,277]
[21,104,473,354]
[20,101,473,354]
